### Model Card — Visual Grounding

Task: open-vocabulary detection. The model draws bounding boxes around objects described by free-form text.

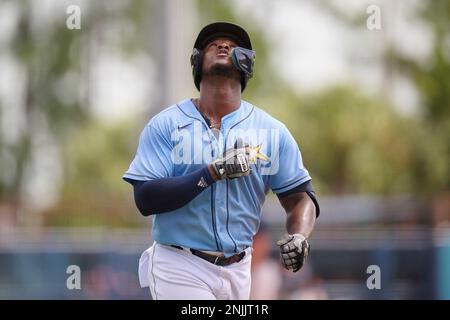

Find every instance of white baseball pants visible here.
[138,242,252,300]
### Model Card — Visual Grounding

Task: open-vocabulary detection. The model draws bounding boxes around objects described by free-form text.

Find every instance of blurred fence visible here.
[0,195,449,299]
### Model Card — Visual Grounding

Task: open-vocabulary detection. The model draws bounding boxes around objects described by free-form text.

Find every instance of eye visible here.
[206,43,218,50]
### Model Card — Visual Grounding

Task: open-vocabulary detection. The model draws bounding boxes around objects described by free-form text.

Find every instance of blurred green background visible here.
[0,0,449,299]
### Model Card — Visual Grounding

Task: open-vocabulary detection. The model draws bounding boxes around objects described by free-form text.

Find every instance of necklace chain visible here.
[194,99,220,129]
[203,112,220,129]
[209,121,220,129]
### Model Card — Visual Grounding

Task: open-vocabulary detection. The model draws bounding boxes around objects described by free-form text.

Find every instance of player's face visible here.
[202,37,238,73]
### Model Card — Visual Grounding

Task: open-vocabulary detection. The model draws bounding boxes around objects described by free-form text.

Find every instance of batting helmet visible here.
[190,22,255,92]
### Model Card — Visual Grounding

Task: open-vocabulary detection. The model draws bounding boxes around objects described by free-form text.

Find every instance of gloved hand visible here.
[276,233,310,272]
[212,138,251,180]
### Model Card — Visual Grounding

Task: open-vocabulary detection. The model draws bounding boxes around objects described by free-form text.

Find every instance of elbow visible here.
[134,195,154,216]
[134,195,174,215]
[138,207,153,217]
[132,181,181,216]
[135,201,154,217]
[133,183,155,216]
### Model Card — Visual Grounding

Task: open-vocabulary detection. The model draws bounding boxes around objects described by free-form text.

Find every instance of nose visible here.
[217,43,230,50]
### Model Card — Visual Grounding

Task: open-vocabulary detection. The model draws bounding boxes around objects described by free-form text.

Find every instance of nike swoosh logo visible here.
[178,122,194,129]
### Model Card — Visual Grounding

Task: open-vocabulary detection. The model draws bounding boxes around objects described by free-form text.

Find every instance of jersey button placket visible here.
[214,181,226,250]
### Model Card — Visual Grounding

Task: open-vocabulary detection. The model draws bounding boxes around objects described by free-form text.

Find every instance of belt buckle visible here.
[172,245,245,266]
[234,251,244,263]
[224,251,245,266]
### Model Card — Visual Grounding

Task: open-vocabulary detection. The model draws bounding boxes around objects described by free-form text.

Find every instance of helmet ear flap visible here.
[190,48,202,91]
[231,47,255,91]
[190,46,255,92]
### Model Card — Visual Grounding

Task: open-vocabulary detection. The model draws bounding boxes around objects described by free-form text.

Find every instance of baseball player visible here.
[123,22,320,300]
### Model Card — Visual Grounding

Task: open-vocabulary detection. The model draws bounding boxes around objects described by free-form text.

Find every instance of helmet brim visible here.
[194,22,252,50]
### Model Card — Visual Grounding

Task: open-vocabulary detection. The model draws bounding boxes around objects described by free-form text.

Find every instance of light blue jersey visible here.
[123,99,311,256]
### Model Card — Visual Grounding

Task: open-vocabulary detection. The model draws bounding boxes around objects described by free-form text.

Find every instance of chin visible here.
[205,63,238,79]
[212,59,231,67]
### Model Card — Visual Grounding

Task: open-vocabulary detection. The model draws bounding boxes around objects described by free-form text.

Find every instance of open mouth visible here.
[217,50,228,57]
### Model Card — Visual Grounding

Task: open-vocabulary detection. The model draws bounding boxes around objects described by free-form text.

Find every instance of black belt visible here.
[171,245,246,266]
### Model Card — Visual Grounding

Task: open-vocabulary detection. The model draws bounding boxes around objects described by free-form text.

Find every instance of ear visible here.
[191,48,203,91]
[191,48,202,72]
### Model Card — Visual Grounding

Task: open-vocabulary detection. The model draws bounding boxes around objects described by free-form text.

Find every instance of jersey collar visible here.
[177,99,253,129]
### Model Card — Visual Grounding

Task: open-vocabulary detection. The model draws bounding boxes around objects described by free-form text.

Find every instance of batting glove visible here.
[277,233,310,272]
[212,138,251,180]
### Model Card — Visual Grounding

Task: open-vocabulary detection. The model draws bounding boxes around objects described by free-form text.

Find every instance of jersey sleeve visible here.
[269,125,311,194]
[123,121,174,183]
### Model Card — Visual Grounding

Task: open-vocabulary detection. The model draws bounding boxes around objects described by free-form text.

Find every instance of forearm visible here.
[282,192,316,238]
[132,165,215,216]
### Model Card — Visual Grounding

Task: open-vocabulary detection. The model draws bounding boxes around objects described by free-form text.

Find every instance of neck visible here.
[197,79,241,120]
